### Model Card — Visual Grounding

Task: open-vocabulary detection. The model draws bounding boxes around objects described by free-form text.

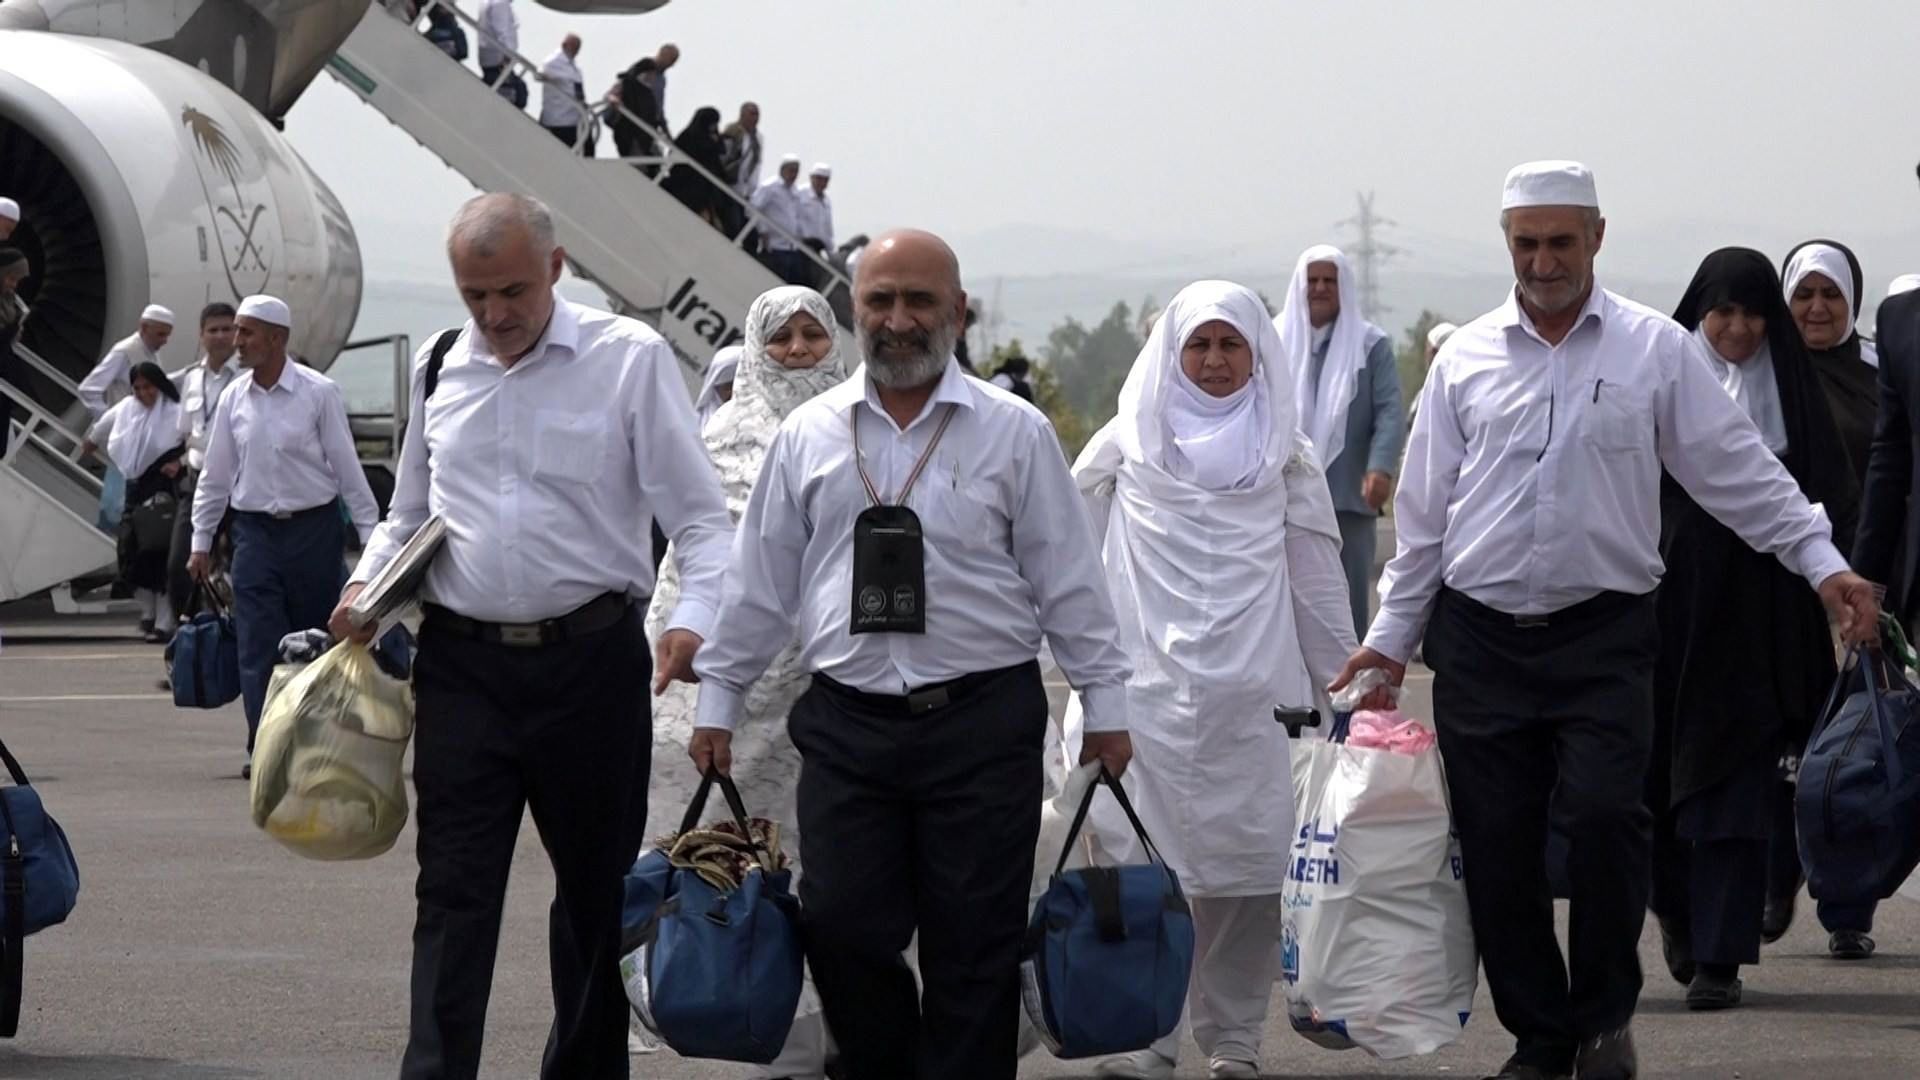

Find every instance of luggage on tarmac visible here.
[1796,646,1920,907]
[0,736,80,1037]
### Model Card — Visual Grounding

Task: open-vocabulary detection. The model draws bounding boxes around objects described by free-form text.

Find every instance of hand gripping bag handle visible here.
[676,768,776,875]
[1812,647,1910,788]
[1052,765,1168,880]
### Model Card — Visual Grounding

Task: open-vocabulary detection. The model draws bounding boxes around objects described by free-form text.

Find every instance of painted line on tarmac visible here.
[0,652,153,662]
[0,693,171,703]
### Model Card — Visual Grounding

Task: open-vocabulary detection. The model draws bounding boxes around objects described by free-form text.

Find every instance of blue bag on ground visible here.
[167,586,240,708]
[619,770,803,1064]
[0,736,81,1037]
[1021,765,1194,1059]
[1796,647,1920,905]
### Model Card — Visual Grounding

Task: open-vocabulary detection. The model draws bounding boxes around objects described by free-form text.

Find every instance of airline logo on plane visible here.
[182,105,273,299]
[665,277,746,352]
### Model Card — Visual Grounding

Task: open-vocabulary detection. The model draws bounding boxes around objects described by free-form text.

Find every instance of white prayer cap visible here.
[1427,321,1459,349]
[780,153,801,166]
[237,294,291,329]
[810,162,831,178]
[0,197,18,222]
[1501,160,1599,210]
[1889,274,1920,298]
[139,304,175,326]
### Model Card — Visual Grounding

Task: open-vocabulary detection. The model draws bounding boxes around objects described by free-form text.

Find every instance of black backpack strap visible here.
[423,328,462,403]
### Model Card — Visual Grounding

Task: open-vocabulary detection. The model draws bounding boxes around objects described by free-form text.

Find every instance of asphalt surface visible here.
[0,604,1916,1079]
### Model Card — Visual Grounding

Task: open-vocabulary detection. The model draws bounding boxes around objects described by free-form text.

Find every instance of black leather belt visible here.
[813,661,1036,716]
[235,503,335,523]
[1445,587,1647,630]
[424,592,631,648]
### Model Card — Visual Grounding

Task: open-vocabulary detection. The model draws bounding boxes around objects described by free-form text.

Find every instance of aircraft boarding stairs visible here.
[1,341,117,603]
[327,0,851,387]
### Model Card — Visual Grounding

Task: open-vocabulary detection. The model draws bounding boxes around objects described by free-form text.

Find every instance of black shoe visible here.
[1483,1059,1570,1080]
[1828,930,1875,960]
[241,762,252,781]
[1686,965,1743,1010]
[143,629,170,644]
[1657,916,1695,986]
[1761,890,1796,943]
[1575,1026,1637,1080]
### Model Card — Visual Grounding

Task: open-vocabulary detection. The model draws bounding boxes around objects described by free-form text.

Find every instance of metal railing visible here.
[335,333,414,465]
[0,375,103,503]
[404,0,851,297]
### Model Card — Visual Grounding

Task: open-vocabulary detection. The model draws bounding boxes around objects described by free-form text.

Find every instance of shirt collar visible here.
[834,357,975,432]
[1495,282,1609,340]
[467,292,582,368]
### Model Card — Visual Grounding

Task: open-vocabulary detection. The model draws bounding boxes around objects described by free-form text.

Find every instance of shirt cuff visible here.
[1076,682,1130,733]
[1363,609,1424,667]
[694,681,745,732]
[666,597,717,641]
[1794,537,1851,591]
[191,528,214,555]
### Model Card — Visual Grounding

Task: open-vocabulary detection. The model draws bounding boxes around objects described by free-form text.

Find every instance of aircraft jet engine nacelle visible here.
[0,31,360,382]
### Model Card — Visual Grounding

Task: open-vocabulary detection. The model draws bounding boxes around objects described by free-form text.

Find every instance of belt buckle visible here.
[905,686,950,714]
[497,623,545,647]
[1514,613,1549,629]
[271,510,292,521]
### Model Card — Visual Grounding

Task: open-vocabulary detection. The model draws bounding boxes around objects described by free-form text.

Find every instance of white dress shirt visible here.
[351,295,735,630]
[190,361,380,553]
[78,334,158,419]
[750,179,803,252]
[538,49,585,128]
[1367,285,1850,664]
[797,189,834,250]
[694,359,1133,733]
[172,357,239,472]
[476,0,517,68]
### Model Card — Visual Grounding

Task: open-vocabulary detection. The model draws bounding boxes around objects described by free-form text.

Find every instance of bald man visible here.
[538,33,591,154]
[691,230,1135,1080]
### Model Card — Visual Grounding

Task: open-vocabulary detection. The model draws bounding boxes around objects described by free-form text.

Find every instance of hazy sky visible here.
[287,0,1920,298]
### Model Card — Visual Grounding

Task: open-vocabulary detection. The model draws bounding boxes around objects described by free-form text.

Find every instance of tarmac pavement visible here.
[0,602,1916,1079]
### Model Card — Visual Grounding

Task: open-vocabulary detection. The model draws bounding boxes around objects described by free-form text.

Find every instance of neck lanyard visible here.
[851,403,958,507]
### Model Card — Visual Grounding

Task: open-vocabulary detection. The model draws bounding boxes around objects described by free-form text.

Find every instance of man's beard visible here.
[1519,268,1591,316]
[858,321,957,389]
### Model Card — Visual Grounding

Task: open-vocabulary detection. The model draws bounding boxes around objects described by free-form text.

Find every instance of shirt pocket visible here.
[1586,381,1654,455]
[532,409,608,485]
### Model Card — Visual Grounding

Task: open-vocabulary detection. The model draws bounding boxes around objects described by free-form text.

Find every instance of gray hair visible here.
[1498,206,1602,238]
[447,193,556,259]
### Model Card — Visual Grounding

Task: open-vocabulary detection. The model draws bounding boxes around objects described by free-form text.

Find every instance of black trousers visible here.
[790,662,1047,1080]
[165,470,198,620]
[1424,588,1656,1073]
[400,604,648,1080]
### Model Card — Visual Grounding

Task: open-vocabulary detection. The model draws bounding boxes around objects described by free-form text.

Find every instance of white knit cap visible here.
[1501,160,1599,210]
[139,304,175,326]
[780,153,801,166]
[0,198,18,222]
[237,294,291,329]
[810,162,831,178]
[1888,274,1920,299]
[1427,321,1459,349]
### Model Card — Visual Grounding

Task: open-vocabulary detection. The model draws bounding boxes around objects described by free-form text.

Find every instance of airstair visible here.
[1,342,115,602]
[326,0,851,386]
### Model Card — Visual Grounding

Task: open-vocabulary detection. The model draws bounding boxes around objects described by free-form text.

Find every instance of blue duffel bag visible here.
[0,736,80,1037]
[1796,647,1920,906]
[1022,765,1194,1059]
[619,769,804,1064]
[167,587,241,709]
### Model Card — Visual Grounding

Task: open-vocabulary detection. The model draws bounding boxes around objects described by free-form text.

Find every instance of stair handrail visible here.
[407,0,852,299]
[0,379,105,502]
[12,340,83,399]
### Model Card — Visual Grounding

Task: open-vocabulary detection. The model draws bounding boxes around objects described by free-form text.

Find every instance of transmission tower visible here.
[1335,191,1402,319]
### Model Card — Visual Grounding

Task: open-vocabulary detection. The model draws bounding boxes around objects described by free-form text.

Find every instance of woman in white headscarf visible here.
[1783,240,1877,485]
[1068,281,1356,1080]
[644,285,845,1079]
[693,343,743,431]
[81,362,186,641]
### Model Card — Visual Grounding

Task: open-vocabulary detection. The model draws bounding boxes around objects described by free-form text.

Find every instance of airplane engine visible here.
[0,31,360,383]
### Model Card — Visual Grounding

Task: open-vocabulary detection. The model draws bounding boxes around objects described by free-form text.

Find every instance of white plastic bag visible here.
[1280,733,1475,1059]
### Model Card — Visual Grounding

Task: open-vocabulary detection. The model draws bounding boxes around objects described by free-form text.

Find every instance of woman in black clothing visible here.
[661,106,729,229]
[1783,239,1878,481]
[1650,248,1859,1008]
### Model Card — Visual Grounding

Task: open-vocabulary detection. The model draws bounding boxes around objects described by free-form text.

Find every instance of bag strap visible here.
[0,740,27,789]
[0,800,23,1036]
[675,769,776,875]
[1808,646,1872,746]
[1867,649,1909,788]
[1053,765,1167,880]
[404,328,463,460]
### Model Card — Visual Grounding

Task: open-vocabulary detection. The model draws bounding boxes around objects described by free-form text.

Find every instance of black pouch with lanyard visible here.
[849,404,958,636]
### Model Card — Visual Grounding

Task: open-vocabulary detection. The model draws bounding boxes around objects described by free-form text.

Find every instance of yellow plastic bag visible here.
[249,641,414,860]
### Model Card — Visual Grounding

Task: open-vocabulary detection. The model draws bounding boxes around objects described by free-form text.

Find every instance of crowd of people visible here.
[390,0,851,290]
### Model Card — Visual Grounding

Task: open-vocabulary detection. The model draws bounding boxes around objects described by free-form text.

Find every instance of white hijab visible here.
[1783,244,1860,345]
[92,393,183,478]
[694,344,742,431]
[1692,324,1788,456]
[1277,244,1386,470]
[701,286,846,515]
[1111,281,1295,493]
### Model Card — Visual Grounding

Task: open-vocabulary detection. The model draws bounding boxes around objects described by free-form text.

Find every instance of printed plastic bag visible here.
[250,641,414,861]
[1281,726,1474,1059]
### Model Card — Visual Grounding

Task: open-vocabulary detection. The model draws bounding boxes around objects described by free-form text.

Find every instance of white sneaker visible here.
[1094,1049,1176,1079]
[1208,1059,1260,1080]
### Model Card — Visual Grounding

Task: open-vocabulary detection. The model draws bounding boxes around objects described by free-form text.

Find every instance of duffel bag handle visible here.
[676,768,777,875]
[1053,765,1170,880]
[1812,647,1910,789]
[0,738,29,789]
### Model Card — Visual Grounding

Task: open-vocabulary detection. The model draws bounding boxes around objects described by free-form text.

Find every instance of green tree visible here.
[1395,308,1452,408]
[987,339,1093,457]
[1042,301,1144,434]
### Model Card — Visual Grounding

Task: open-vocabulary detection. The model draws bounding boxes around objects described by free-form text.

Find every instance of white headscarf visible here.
[1783,244,1860,344]
[694,344,742,431]
[1111,281,1296,493]
[701,286,846,516]
[1692,324,1788,456]
[1277,244,1386,470]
